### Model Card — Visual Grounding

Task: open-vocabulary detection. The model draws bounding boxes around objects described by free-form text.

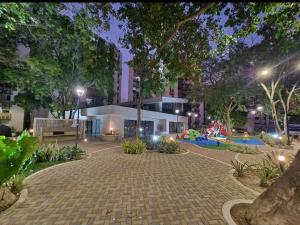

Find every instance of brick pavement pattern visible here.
[0,144,256,225]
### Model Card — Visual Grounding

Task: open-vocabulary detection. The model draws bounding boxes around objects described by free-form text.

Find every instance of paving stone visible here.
[0,142,255,225]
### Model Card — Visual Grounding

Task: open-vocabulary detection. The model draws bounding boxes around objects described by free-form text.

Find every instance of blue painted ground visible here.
[181,139,223,147]
[233,139,265,145]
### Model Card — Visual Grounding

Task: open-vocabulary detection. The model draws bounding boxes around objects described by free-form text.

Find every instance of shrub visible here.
[0,130,39,185]
[253,159,281,187]
[34,144,84,162]
[259,132,276,146]
[231,160,249,177]
[122,139,146,154]
[4,175,24,194]
[158,137,181,154]
[228,144,260,154]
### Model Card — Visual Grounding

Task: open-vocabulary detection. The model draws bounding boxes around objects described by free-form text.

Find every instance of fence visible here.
[33,118,85,141]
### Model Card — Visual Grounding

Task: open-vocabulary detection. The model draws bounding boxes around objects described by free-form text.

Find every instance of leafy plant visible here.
[4,174,24,194]
[122,139,146,154]
[158,137,181,154]
[34,144,84,162]
[253,159,281,187]
[0,130,39,185]
[231,160,249,177]
[259,132,276,147]
[228,144,260,154]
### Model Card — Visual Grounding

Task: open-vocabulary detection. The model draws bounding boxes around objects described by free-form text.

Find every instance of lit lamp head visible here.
[250,110,256,115]
[175,109,180,114]
[29,128,34,133]
[207,116,211,120]
[194,113,198,118]
[76,87,85,97]
[187,112,192,116]
[84,138,88,142]
[169,137,174,141]
[139,127,143,132]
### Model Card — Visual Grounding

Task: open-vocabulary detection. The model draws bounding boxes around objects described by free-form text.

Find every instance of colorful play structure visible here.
[179,120,265,146]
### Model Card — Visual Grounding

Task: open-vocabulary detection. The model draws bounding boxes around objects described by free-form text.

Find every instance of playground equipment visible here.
[205,120,227,139]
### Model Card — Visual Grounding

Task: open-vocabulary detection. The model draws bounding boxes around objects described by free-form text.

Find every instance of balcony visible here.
[0,112,11,120]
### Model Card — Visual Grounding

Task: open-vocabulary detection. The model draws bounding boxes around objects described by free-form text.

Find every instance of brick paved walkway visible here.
[0,144,256,225]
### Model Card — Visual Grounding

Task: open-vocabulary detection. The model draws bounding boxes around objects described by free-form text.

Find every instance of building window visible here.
[169,122,184,133]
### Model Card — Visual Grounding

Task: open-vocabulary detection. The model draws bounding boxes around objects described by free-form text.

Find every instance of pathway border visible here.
[222,199,253,225]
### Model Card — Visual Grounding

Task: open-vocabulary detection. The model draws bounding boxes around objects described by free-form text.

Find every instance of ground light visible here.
[152,135,159,141]
[278,155,285,162]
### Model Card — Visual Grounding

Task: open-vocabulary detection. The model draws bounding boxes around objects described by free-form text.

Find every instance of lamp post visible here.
[75,87,85,149]
[175,109,180,138]
[187,112,192,129]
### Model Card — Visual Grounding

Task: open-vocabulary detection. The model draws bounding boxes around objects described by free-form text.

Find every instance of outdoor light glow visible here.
[256,106,263,111]
[84,138,88,142]
[76,87,85,97]
[175,109,180,114]
[279,136,283,140]
[250,110,256,115]
[232,129,236,132]
[29,128,34,133]
[187,112,192,116]
[152,135,159,141]
[208,116,211,120]
[272,133,279,139]
[139,127,143,132]
[278,155,285,162]
[170,137,174,141]
[194,113,198,117]
[259,68,271,77]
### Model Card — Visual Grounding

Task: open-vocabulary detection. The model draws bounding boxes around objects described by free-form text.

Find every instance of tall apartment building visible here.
[124,67,205,127]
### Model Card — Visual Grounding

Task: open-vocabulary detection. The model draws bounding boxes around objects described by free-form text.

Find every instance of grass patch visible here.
[22,161,64,177]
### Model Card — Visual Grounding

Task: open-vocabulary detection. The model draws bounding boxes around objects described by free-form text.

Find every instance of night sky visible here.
[88,3,263,102]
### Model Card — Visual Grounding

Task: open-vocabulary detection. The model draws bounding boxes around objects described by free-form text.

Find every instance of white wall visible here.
[81,105,188,137]
[8,105,24,132]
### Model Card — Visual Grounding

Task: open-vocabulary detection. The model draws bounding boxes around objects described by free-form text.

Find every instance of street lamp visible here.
[75,87,85,149]
[187,112,192,129]
[175,109,180,138]
[194,113,198,118]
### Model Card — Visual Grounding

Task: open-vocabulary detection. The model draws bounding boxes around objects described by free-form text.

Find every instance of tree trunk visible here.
[271,102,282,134]
[136,94,142,140]
[225,110,232,137]
[245,149,300,225]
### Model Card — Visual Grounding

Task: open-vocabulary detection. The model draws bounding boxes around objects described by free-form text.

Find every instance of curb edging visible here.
[222,199,253,225]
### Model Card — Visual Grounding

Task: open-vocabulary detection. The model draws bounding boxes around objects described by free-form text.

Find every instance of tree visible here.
[2,3,119,120]
[117,2,240,139]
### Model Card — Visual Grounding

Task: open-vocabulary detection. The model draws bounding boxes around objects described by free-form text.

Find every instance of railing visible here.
[0,112,11,120]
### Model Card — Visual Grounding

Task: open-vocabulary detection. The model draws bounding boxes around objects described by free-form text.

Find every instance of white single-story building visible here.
[69,105,188,139]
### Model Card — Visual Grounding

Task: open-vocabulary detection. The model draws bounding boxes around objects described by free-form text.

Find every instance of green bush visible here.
[0,130,39,185]
[231,160,249,177]
[158,137,181,154]
[253,159,281,187]
[228,144,260,154]
[259,132,276,146]
[4,174,24,194]
[34,144,84,162]
[122,139,146,154]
